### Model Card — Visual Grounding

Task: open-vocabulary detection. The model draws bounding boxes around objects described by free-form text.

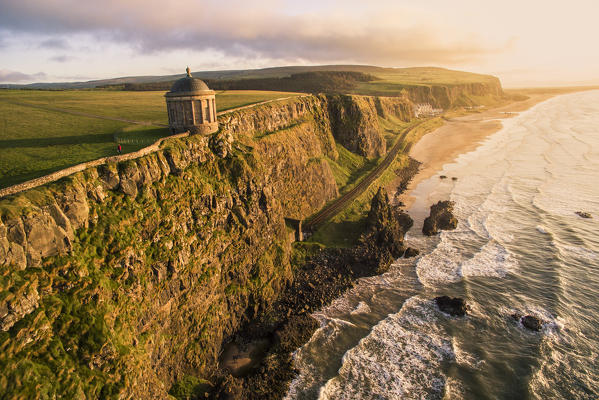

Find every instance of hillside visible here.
[97,66,504,109]
[2,65,502,99]
[0,78,505,398]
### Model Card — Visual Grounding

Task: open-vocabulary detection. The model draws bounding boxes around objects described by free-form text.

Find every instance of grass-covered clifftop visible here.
[0,90,302,189]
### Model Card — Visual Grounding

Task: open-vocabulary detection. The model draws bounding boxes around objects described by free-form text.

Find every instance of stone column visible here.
[207,98,213,123]
[190,99,196,125]
[212,98,216,121]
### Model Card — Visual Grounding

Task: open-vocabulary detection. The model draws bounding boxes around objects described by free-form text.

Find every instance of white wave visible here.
[416,237,464,286]
[556,244,599,261]
[350,301,371,315]
[416,236,517,286]
[452,338,483,370]
[285,316,361,400]
[460,241,518,278]
[536,225,549,234]
[317,297,454,400]
[442,377,465,400]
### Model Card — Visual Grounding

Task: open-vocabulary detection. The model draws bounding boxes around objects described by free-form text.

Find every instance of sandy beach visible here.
[391,92,560,208]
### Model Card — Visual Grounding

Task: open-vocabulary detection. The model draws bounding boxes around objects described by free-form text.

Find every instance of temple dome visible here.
[167,76,211,95]
[166,67,212,96]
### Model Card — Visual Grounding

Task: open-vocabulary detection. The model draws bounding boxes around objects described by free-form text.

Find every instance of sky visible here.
[0,0,598,87]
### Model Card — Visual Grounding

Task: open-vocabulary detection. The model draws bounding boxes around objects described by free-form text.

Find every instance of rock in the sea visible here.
[512,314,543,331]
[435,296,468,316]
[423,200,458,236]
[359,188,413,274]
[403,247,420,258]
[522,315,543,331]
[575,211,592,219]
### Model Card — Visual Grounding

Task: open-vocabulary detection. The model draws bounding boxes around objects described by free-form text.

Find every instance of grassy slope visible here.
[308,117,445,248]
[0,90,300,188]
[351,67,499,97]
[8,65,499,90]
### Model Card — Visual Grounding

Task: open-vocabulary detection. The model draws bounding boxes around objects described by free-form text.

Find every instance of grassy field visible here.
[348,67,501,98]
[0,89,300,189]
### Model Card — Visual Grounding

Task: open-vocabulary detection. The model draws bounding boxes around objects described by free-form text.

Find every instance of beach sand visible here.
[390,93,559,209]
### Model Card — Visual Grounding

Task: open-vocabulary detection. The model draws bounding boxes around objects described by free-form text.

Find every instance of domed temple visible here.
[165,67,218,135]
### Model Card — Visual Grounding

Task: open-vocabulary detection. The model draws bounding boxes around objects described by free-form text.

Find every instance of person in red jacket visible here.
[117,144,122,154]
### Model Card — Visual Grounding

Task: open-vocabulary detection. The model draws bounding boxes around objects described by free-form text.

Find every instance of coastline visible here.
[214,89,584,397]
[390,92,560,209]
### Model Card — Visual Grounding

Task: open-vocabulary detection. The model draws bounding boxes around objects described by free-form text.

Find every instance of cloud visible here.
[0,0,503,66]
[0,69,47,83]
[49,54,71,62]
[39,37,69,49]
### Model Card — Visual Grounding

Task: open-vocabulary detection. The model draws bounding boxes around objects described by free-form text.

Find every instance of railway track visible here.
[303,122,421,232]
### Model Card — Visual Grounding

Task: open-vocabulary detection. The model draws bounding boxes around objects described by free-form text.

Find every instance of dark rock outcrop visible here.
[575,211,592,219]
[403,247,420,258]
[435,296,469,316]
[512,314,544,332]
[423,200,458,236]
[522,316,543,331]
[360,188,413,271]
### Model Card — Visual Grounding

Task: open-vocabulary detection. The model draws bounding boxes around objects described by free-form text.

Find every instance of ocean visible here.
[284,90,599,399]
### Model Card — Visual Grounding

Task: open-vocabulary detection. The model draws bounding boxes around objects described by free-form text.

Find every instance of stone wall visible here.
[0,132,190,200]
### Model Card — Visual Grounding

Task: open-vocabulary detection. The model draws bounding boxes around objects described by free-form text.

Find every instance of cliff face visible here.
[326,95,387,158]
[400,79,504,108]
[0,137,295,398]
[0,81,499,398]
[325,94,415,158]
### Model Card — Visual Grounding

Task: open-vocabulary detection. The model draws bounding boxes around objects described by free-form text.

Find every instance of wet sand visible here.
[391,93,559,209]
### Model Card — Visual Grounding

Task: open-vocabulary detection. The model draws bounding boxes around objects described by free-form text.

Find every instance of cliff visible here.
[0,79,502,397]
[0,93,414,399]
[399,79,504,108]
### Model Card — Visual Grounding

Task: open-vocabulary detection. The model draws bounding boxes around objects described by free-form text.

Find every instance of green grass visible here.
[348,67,500,97]
[0,101,140,188]
[307,117,443,248]
[308,154,412,248]
[325,144,378,194]
[0,89,300,189]
[367,67,498,86]
[215,90,302,112]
